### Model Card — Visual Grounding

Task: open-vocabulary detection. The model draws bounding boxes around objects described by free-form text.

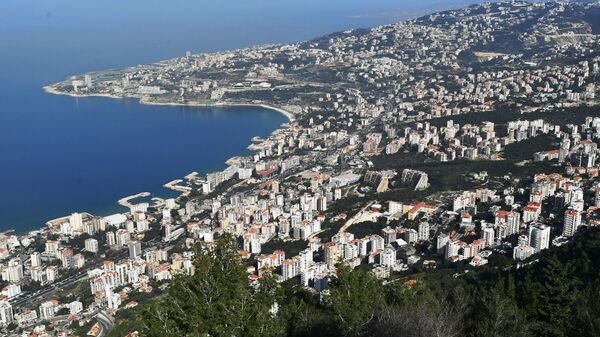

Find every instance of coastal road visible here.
[10,239,159,310]
[10,271,89,308]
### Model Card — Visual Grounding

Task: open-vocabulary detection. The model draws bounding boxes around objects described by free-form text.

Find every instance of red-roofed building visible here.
[408,202,438,220]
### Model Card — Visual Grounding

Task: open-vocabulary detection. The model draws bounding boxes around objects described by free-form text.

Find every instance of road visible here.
[95,310,115,337]
[338,202,375,235]
[10,271,89,308]
[11,238,162,310]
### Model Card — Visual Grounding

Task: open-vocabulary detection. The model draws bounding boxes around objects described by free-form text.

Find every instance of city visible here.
[3,1,600,336]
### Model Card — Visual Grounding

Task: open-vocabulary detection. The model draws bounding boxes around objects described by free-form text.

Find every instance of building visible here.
[407,202,437,220]
[128,241,142,259]
[482,226,495,248]
[39,300,58,320]
[69,212,84,231]
[116,229,131,246]
[85,238,99,253]
[106,232,116,247]
[563,209,581,237]
[404,229,418,244]
[15,309,37,326]
[417,221,430,241]
[329,171,361,187]
[513,242,535,261]
[323,242,341,268]
[528,224,550,252]
[0,300,13,326]
[30,252,42,268]
[68,301,83,315]
[436,233,449,255]
[3,283,21,299]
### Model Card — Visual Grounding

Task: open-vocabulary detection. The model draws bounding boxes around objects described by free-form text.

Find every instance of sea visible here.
[0,0,488,232]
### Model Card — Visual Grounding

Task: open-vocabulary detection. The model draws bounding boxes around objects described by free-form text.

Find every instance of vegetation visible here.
[261,239,309,257]
[114,229,600,337]
[371,151,562,194]
[140,234,284,337]
[421,105,600,130]
[346,218,390,238]
[502,134,559,161]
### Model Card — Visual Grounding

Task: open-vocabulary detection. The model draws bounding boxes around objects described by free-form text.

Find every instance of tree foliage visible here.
[113,228,600,337]
[327,265,384,336]
[141,234,284,337]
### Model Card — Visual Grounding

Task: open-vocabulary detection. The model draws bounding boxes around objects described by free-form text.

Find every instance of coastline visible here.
[29,84,295,234]
[43,85,296,122]
[138,98,296,122]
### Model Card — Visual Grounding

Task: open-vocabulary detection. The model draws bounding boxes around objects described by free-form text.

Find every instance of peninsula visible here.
[3,1,600,336]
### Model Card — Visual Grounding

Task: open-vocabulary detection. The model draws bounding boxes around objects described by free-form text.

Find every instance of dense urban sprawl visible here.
[3,1,600,336]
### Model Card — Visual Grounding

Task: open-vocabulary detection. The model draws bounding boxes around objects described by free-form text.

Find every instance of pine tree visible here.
[471,280,529,337]
[327,265,384,337]
[141,234,284,337]
[531,257,577,337]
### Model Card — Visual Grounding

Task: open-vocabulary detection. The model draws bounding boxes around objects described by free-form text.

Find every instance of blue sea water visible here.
[0,0,488,232]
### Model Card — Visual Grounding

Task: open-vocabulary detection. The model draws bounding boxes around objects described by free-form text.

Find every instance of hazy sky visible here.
[0,0,494,68]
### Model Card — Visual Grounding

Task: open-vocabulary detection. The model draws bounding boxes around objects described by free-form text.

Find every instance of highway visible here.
[10,271,89,308]
[9,239,158,310]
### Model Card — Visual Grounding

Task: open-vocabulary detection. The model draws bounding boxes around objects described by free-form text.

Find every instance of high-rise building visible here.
[404,229,418,244]
[2,259,23,283]
[116,229,131,246]
[323,242,341,268]
[271,180,280,193]
[445,240,464,260]
[436,233,449,255]
[381,227,396,244]
[418,221,430,241]
[30,252,41,268]
[563,209,581,237]
[128,241,142,259]
[45,240,60,256]
[317,195,327,212]
[334,188,342,201]
[39,300,57,320]
[60,249,74,269]
[528,224,551,252]
[69,212,83,231]
[136,220,149,232]
[162,223,172,242]
[46,266,58,283]
[84,238,99,253]
[482,226,495,248]
[381,246,397,268]
[0,300,14,326]
[106,231,116,247]
[282,259,298,281]
[84,74,93,88]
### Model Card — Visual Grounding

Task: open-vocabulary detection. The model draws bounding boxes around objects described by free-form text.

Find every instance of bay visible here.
[0,0,488,232]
